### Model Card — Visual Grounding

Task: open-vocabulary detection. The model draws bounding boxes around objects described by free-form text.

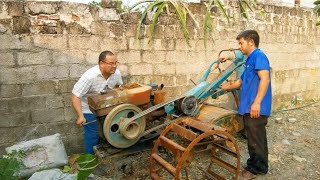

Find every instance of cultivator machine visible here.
[88,49,246,179]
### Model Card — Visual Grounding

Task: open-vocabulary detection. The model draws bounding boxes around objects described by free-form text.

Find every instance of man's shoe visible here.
[240,169,257,180]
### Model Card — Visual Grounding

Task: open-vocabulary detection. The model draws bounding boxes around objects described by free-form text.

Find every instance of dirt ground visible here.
[97,101,320,180]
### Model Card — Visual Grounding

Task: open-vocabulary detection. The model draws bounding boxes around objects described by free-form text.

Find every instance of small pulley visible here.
[180,96,197,116]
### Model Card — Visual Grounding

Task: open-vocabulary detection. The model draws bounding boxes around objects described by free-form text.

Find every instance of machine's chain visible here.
[127,95,186,123]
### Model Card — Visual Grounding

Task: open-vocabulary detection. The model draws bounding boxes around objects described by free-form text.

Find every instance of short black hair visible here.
[236,30,260,47]
[98,51,114,63]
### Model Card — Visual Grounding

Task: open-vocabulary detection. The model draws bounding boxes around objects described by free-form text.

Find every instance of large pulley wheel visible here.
[103,104,146,148]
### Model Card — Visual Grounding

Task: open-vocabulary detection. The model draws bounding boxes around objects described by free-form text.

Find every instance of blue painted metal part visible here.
[165,49,246,115]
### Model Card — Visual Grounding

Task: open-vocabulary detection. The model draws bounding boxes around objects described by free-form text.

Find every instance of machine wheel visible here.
[150,117,240,180]
[103,104,146,148]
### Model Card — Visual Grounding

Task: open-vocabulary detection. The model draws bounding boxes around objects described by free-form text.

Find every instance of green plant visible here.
[203,0,257,47]
[88,1,102,7]
[129,0,199,47]
[0,150,25,180]
[314,0,320,26]
[76,154,98,180]
[129,0,257,48]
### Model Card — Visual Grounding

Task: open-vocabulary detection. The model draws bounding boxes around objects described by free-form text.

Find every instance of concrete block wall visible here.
[0,1,319,155]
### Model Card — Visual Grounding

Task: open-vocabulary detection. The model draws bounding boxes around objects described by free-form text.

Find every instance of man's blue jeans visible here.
[83,113,99,154]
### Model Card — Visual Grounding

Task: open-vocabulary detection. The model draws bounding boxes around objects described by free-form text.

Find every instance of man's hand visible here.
[220,84,230,91]
[220,55,233,63]
[250,102,261,118]
[76,116,86,127]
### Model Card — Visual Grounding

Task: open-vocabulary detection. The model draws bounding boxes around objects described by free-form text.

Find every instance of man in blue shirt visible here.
[221,30,272,179]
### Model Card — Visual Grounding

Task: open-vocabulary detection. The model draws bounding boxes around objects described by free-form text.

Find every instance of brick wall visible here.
[0,1,319,155]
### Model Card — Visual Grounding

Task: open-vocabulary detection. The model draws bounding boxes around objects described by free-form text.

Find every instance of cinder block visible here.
[7,1,24,16]
[7,97,28,112]
[153,39,175,51]
[62,93,72,107]
[98,8,120,21]
[142,51,166,64]
[16,66,37,84]
[0,84,22,98]
[121,12,141,24]
[0,112,31,127]
[22,81,57,96]
[0,98,8,111]
[69,64,92,78]
[128,63,153,75]
[53,50,85,64]
[152,75,175,86]
[162,86,183,98]
[125,24,138,37]
[0,143,13,156]
[109,22,125,37]
[0,128,16,144]
[17,51,51,66]
[126,75,145,85]
[0,52,14,66]
[0,34,33,49]
[117,64,128,76]
[31,108,64,123]
[90,21,110,35]
[85,50,101,65]
[64,106,77,122]
[35,122,76,136]
[46,95,64,109]
[175,39,196,51]
[176,63,205,75]
[194,40,214,51]
[187,51,207,64]
[175,75,188,86]
[117,50,141,64]
[57,80,77,93]
[62,135,84,155]
[0,2,10,19]
[100,37,127,51]
[25,2,58,14]
[33,34,67,50]
[154,63,175,75]
[13,16,31,34]
[35,65,69,80]
[166,51,188,63]
[68,35,100,51]
[128,38,152,50]
[0,67,18,84]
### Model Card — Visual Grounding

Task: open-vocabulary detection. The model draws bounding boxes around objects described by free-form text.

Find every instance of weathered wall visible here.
[0,1,319,155]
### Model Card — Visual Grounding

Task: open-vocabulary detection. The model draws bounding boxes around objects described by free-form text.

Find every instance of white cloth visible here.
[72,65,123,113]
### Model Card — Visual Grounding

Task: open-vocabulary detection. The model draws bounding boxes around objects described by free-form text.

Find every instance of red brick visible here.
[72,14,80,21]
[49,14,60,20]
[37,15,49,20]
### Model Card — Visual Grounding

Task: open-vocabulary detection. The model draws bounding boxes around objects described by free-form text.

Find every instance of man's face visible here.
[238,37,253,56]
[99,55,118,74]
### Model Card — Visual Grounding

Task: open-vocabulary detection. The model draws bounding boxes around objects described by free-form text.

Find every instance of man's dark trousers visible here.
[243,113,268,175]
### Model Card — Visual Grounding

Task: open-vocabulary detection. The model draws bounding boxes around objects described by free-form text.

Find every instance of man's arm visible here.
[220,79,242,91]
[71,94,86,126]
[250,70,270,118]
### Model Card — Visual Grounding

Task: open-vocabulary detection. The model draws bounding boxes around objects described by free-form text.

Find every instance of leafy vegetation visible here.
[129,0,257,47]
[88,1,102,7]
[0,150,25,180]
[76,154,98,180]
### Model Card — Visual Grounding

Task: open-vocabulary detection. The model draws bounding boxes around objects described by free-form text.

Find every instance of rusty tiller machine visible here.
[88,49,247,179]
